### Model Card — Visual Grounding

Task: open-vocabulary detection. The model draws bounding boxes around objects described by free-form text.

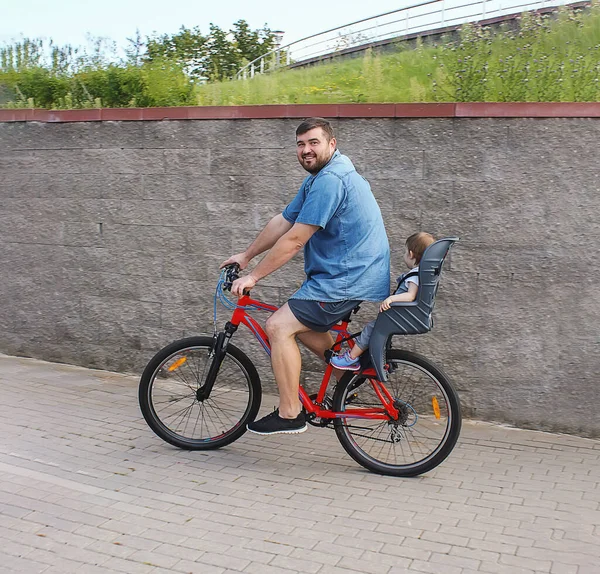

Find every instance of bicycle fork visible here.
[197,322,238,401]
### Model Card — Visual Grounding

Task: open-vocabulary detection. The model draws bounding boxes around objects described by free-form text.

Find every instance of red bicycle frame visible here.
[229,294,399,422]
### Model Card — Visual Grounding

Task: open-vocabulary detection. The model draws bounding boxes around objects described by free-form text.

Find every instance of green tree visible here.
[232,20,276,65]
[144,20,276,81]
[0,18,279,107]
[204,23,239,80]
[1,38,45,72]
[125,29,145,67]
[145,26,207,78]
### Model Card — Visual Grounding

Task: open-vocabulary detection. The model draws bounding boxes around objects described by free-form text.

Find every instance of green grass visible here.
[195,43,440,105]
[196,4,600,105]
[2,3,600,108]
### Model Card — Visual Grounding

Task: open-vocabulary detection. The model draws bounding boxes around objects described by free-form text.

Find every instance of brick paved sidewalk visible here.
[0,353,598,574]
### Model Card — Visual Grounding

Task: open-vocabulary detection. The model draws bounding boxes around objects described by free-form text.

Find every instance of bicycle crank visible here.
[306,393,334,427]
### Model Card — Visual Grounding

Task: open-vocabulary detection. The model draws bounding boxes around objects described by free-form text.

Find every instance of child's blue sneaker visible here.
[330,351,361,371]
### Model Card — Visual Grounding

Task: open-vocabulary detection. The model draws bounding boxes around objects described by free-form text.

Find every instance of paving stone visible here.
[243,563,291,574]
[409,560,464,574]
[0,555,52,573]
[316,567,372,574]
[0,354,599,573]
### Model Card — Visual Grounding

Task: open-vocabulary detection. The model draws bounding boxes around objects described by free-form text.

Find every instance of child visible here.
[331,232,436,371]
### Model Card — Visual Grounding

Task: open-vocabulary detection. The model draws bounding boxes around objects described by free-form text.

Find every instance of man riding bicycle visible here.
[221,117,390,435]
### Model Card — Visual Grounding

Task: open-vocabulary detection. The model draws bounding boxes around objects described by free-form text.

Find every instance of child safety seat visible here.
[368,237,459,381]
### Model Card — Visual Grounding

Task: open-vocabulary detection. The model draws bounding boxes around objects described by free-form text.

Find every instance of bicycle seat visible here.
[368,237,459,381]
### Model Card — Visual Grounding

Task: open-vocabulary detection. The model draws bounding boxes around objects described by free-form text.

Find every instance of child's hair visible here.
[406,232,436,264]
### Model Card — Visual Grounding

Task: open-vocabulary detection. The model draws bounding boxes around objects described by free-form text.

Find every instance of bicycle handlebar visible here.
[222,264,240,292]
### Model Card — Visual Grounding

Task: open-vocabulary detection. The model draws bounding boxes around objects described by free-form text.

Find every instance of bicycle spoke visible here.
[144,343,257,447]
[165,401,200,431]
[167,360,200,392]
[334,352,459,475]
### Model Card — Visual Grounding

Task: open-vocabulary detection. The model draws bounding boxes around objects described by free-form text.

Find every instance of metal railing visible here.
[236,0,569,79]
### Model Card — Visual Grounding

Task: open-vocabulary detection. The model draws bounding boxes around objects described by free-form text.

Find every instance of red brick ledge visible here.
[1,102,600,122]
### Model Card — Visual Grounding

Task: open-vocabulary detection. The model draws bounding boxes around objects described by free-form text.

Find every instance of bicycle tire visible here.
[332,349,461,477]
[139,336,261,450]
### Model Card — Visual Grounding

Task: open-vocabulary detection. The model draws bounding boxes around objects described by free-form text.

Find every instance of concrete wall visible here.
[1,111,599,437]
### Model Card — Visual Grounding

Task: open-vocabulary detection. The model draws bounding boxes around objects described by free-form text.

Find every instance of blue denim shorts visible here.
[287,299,362,333]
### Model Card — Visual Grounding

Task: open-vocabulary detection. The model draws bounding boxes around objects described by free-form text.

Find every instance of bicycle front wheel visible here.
[332,349,461,477]
[139,336,261,450]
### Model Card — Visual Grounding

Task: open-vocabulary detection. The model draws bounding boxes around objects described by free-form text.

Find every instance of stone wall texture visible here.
[1,113,599,437]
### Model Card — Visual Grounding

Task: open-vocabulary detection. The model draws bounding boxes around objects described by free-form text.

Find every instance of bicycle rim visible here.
[333,350,461,476]
[140,338,261,450]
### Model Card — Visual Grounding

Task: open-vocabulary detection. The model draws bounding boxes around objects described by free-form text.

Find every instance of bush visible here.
[0,60,195,108]
[436,5,600,102]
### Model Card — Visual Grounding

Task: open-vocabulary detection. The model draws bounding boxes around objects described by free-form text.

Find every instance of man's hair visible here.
[406,232,436,264]
[296,117,335,142]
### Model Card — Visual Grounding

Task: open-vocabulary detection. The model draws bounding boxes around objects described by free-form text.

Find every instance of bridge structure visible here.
[236,0,579,79]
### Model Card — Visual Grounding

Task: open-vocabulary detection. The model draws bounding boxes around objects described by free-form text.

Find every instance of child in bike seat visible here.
[331,232,436,371]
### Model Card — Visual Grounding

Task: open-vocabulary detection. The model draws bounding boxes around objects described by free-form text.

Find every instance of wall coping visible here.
[1,102,600,122]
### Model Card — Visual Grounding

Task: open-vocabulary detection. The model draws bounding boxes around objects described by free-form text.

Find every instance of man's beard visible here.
[301,152,332,174]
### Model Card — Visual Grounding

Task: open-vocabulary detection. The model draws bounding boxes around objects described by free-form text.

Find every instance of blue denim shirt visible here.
[282,150,390,302]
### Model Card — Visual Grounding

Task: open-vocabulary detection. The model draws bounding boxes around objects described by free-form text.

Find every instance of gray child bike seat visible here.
[368,237,459,382]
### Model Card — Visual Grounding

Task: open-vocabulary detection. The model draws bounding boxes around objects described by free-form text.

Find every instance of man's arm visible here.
[231,222,319,296]
[220,213,293,270]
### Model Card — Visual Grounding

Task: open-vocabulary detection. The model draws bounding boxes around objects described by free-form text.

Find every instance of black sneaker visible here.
[247,409,307,435]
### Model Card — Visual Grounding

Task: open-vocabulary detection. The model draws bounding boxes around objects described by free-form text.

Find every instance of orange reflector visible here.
[168,357,187,372]
[432,396,441,419]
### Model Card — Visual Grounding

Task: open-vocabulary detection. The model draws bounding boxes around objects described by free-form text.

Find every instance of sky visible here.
[0,0,410,53]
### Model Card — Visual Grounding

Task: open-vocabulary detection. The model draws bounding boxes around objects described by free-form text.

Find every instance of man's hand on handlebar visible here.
[221,253,259,296]
[231,274,257,297]
[220,252,250,270]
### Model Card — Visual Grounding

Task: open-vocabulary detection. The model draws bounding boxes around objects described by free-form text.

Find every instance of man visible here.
[221,117,390,435]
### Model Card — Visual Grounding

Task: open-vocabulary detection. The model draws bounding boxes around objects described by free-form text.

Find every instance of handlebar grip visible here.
[222,264,239,291]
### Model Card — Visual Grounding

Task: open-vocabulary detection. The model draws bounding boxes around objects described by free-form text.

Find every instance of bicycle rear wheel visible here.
[332,349,461,477]
[139,336,261,450]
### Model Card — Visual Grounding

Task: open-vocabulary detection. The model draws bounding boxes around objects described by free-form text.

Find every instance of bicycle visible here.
[139,238,461,477]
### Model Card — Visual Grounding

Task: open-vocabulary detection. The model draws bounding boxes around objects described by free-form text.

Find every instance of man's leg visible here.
[297,330,334,360]
[264,303,311,419]
[297,330,344,381]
